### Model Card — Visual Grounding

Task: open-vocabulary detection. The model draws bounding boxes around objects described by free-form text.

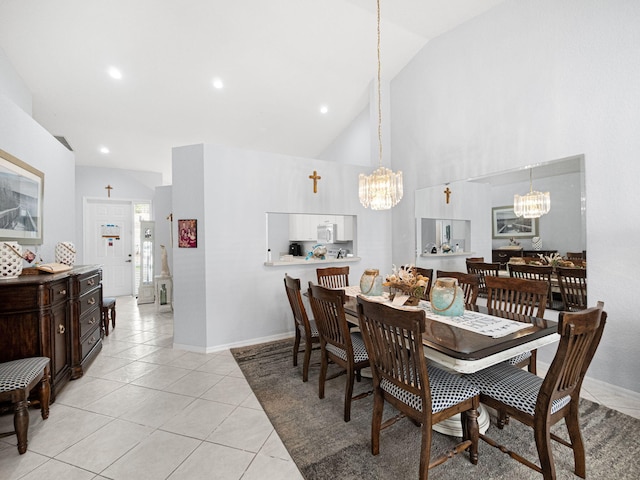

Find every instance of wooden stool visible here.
[0,357,51,454]
[102,297,116,336]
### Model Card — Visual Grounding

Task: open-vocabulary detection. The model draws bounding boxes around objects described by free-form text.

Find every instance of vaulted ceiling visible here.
[0,0,505,183]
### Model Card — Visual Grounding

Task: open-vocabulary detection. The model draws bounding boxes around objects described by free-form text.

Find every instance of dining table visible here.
[340,286,560,436]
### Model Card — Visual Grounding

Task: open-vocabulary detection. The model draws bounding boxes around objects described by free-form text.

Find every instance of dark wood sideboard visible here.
[492,249,558,269]
[0,265,103,401]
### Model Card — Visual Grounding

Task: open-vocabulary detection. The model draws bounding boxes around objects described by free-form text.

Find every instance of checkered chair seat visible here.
[465,362,570,416]
[297,319,319,338]
[505,350,532,366]
[381,364,480,414]
[0,357,50,392]
[326,332,369,363]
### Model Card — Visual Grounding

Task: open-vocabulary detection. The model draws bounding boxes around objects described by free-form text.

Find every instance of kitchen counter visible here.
[265,256,361,267]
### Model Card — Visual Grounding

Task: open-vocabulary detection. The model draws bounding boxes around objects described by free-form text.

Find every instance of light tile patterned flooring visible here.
[1,296,638,479]
[0,296,304,480]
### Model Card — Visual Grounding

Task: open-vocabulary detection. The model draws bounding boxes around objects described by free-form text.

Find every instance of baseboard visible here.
[173,331,294,354]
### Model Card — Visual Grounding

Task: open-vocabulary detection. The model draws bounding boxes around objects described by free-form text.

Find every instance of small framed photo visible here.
[178,219,197,248]
[492,206,538,239]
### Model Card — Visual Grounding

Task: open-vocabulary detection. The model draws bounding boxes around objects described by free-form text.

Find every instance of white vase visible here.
[532,237,542,251]
[1,242,23,278]
[55,241,76,266]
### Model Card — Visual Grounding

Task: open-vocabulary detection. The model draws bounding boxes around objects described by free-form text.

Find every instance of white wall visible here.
[0,94,75,262]
[74,166,162,263]
[171,143,391,352]
[0,46,31,115]
[390,0,640,393]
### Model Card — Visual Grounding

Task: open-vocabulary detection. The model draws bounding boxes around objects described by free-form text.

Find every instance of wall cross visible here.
[309,170,321,193]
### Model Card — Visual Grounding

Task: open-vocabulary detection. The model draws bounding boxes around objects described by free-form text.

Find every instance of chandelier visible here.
[513,169,551,218]
[358,0,403,210]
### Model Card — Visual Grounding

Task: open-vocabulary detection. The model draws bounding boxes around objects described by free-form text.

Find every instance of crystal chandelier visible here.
[513,169,551,218]
[358,0,403,210]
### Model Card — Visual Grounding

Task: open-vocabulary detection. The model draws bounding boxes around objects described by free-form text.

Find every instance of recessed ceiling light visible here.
[99,146,110,154]
[212,77,224,89]
[320,105,329,114]
[107,67,122,80]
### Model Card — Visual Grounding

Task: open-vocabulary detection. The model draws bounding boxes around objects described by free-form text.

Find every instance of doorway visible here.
[83,198,134,297]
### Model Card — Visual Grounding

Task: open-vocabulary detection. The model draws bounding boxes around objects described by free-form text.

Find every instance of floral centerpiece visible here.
[538,253,582,268]
[383,264,430,300]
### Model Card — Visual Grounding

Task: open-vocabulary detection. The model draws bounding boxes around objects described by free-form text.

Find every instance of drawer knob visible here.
[88,317,96,325]
[89,336,96,345]
[58,324,66,334]
[87,297,96,305]
[59,289,67,295]
[87,279,95,286]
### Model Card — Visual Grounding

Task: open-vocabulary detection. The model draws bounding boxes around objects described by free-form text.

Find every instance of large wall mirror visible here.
[415,154,586,265]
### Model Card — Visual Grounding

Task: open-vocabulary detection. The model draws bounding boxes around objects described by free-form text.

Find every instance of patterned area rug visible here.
[231,338,640,479]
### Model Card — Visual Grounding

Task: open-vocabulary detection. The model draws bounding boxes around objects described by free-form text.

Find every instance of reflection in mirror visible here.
[266,213,357,261]
[415,154,586,266]
[420,219,470,254]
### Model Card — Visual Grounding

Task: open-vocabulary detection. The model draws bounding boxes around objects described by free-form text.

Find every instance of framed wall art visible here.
[178,219,197,248]
[0,149,44,244]
[492,205,539,239]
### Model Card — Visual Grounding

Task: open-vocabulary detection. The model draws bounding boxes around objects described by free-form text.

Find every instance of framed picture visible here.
[0,149,44,244]
[492,205,538,239]
[178,219,197,248]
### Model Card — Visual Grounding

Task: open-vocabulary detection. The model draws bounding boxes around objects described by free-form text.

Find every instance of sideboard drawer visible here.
[78,272,101,296]
[50,280,70,305]
[79,305,101,339]
[80,330,101,360]
[79,290,100,317]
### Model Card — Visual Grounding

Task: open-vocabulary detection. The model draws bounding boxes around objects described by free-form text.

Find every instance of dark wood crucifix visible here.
[309,170,321,193]
[105,184,113,198]
[444,186,451,204]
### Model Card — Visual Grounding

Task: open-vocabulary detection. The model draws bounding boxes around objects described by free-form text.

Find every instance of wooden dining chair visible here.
[436,270,480,306]
[465,302,606,480]
[316,266,350,288]
[356,297,480,480]
[284,274,320,382]
[307,282,370,422]
[508,263,555,310]
[485,276,548,374]
[465,261,500,297]
[0,357,51,454]
[556,267,587,311]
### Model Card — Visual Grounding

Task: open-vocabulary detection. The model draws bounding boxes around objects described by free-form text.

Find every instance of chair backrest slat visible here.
[485,275,549,319]
[556,267,588,311]
[357,298,429,407]
[466,261,500,296]
[317,266,350,288]
[436,270,480,306]
[308,282,352,357]
[538,302,606,412]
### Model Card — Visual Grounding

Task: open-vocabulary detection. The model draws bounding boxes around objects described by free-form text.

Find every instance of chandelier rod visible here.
[376,0,383,168]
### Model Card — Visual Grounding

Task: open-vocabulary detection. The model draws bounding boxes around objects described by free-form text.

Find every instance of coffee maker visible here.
[289,242,303,257]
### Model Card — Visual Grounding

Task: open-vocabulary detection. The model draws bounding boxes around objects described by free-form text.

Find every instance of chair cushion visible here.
[464,362,570,416]
[0,357,50,393]
[298,319,319,338]
[381,364,480,414]
[506,350,532,366]
[326,332,369,363]
[103,297,116,307]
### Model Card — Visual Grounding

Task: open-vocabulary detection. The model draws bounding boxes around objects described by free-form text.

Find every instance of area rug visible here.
[231,339,640,479]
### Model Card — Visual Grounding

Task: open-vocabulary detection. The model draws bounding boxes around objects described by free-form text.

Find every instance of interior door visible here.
[84,199,133,296]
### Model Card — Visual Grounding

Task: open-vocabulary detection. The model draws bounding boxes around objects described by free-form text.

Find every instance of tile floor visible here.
[1,296,638,479]
[0,296,304,480]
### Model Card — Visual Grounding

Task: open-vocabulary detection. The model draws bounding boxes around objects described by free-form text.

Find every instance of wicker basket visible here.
[1,242,23,278]
[55,241,76,266]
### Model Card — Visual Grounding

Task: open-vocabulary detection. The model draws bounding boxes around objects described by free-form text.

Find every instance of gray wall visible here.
[390,0,640,393]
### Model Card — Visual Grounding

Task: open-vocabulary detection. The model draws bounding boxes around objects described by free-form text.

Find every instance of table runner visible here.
[343,286,531,338]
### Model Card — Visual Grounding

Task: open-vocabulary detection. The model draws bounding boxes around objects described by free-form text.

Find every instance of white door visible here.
[84,199,134,296]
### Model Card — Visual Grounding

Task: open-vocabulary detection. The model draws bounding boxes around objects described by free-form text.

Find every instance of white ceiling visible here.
[0,0,505,184]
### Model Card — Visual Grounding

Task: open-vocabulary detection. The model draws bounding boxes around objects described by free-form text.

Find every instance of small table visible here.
[154,275,173,312]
